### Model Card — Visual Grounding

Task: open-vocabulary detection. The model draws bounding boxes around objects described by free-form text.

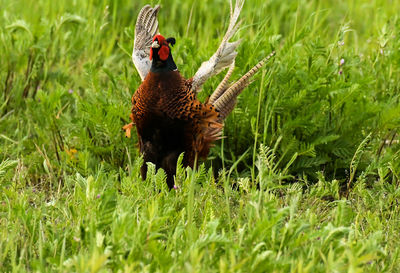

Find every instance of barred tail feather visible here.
[212,51,275,120]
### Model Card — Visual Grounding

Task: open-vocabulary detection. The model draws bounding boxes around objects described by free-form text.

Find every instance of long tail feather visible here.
[212,51,275,120]
[209,61,236,104]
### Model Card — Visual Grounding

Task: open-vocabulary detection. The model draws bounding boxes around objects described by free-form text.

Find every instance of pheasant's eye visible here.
[151,40,160,48]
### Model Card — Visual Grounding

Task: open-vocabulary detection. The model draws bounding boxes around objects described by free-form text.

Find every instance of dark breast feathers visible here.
[130,70,222,188]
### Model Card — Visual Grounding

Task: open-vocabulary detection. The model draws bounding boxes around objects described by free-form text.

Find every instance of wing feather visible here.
[132,5,160,81]
[191,0,245,92]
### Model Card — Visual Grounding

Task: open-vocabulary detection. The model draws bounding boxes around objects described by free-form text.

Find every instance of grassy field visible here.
[1,0,400,271]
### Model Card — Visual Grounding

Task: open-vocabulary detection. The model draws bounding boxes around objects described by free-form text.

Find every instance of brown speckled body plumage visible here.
[130,70,221,188]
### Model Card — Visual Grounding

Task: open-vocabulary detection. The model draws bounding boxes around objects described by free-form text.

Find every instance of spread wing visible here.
[132,5,160,81]
[191,0,244,92]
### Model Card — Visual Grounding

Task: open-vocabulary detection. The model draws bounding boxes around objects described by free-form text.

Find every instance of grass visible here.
[1,0,399,271]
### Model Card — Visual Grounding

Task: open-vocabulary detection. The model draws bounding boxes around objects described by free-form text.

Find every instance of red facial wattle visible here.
[158,45,169,61]
[150,34,170,61]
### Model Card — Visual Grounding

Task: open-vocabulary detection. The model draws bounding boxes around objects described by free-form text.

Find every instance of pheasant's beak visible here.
[151,41,160,48]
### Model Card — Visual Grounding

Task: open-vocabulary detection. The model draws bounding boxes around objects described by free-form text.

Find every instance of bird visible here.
[123,1,275,189]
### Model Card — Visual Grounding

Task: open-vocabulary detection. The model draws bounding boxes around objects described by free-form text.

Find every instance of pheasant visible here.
[123,1,275,189]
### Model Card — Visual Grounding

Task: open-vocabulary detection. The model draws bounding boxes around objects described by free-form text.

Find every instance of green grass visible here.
[1,0,399,271]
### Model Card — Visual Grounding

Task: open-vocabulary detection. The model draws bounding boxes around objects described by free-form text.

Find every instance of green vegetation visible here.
[1,0,399,271]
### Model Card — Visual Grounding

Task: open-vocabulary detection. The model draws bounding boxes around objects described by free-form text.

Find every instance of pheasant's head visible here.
[150,34,177,72]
